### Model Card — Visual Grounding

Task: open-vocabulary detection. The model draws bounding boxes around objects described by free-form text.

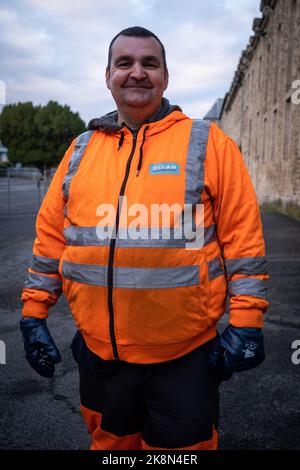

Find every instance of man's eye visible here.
[145,63,158,68]
[118,62,130,67]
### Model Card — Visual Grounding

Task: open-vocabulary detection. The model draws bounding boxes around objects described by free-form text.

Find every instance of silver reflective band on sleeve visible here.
[62,130,94,200]
[228,278,267,299]
[185,119,210,206]
[208,257,225,281]
[225,256,268,278]
[64,223,216,248]
[24,272,62,295]
[62,261,200,289]
[31,255,60,274]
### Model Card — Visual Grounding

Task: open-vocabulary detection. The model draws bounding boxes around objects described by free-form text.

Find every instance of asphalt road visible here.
[0,206,299,450]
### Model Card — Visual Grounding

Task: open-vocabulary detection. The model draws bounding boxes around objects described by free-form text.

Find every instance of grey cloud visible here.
[0,0,260,123]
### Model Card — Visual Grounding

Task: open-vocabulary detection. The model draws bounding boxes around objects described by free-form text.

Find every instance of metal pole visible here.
[37,176,41,211]
[7,169,10,214]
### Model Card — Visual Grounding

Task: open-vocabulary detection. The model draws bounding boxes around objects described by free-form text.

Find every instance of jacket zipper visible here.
[107,129,138,360]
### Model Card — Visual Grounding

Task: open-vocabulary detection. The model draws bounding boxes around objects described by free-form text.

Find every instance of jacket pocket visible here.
[115,253,211,346]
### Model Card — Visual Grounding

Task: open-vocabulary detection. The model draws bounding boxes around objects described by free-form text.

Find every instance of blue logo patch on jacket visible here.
[149,162,180,175]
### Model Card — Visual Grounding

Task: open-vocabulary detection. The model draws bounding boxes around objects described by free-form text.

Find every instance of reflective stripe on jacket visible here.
[21,109,269,363]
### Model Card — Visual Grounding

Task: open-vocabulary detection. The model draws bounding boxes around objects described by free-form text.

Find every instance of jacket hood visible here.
[87,98,182,133]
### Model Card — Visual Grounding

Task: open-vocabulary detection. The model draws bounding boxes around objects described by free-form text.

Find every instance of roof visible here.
[203,98,224,120]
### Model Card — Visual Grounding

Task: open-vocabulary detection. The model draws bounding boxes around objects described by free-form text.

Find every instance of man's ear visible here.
[105,67,111,90]
[163,67,169,91]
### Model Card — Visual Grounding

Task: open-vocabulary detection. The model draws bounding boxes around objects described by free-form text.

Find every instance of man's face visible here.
[105,35,169,114]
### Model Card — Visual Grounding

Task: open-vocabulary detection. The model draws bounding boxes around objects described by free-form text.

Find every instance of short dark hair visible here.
[107,26,167,70]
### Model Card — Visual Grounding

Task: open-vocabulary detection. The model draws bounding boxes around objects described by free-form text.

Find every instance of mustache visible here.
[123,82,152,88]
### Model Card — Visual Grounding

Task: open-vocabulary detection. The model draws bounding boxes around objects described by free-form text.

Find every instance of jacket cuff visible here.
[22,299,49,319]
[229,308,264,328]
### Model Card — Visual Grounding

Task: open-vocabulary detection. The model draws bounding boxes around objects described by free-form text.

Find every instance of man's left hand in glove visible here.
[207,325,265,380]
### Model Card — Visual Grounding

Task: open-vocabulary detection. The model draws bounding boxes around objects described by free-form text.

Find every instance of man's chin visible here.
[123,97,152,108]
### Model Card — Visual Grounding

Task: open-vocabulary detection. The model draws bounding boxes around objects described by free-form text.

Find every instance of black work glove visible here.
[20,317,61,378]
[207,326,265,380]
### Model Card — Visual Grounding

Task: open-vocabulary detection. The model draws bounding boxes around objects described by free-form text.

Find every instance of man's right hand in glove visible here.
[20,317,61,378]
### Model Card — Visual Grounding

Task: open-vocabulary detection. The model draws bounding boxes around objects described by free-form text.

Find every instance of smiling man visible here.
[20,26,269,451]
[106,34,169,128]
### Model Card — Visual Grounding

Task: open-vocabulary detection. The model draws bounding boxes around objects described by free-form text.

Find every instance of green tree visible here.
[0,101,86,168]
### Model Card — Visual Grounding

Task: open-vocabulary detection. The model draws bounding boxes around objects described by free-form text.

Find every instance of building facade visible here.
[219,0,300,215]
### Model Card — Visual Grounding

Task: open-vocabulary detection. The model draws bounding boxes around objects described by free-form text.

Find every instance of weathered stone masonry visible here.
[219,0,300,214]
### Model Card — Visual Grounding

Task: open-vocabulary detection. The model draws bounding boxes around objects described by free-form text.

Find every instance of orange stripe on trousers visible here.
[81,404,218,451]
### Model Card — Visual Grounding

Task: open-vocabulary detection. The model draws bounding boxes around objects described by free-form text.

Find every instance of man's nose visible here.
[129,63,147,80]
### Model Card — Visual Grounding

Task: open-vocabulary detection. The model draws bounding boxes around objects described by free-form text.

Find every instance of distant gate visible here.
[0,168,55,216]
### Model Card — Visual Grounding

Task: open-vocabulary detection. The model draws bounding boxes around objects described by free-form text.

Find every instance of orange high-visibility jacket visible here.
[21,105,269,363]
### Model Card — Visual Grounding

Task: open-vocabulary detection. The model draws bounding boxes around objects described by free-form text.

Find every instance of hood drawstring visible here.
[118,131,125,151]
[136,126,149,176]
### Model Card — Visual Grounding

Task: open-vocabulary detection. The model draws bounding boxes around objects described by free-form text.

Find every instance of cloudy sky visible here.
[0,0,261,125]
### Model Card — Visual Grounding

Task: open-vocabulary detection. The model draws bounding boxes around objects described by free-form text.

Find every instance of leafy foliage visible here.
[0,101,86,168]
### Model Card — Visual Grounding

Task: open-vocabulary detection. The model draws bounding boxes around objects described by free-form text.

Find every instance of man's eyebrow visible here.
[114,55,132,62]
[114,55,161,63]
[142,55,160,62]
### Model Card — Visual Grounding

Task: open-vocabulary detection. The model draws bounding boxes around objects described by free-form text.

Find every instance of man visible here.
[20,26,269,450]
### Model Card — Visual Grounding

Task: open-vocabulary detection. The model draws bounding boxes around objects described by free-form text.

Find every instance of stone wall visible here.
[220,0,300,215]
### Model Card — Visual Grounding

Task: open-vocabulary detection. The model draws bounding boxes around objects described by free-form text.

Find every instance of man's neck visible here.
[117,116,141,130]
[117,103,162,130]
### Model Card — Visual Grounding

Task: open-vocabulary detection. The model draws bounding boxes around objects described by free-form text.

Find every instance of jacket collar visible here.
[87,98,182,133]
